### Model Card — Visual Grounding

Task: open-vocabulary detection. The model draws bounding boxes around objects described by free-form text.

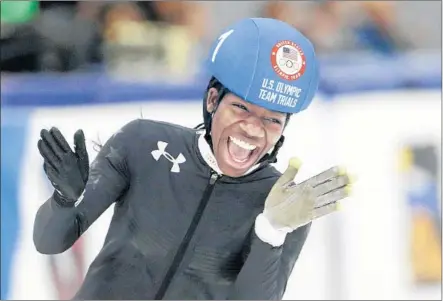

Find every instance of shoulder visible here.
[119,119,200,155]
[117,119,197,139]
[139,119,197,135]
[112,119,199,163]
[253,164,282,184]
[262,164,283,178]
[136,119,198,143]
[234,164,282,198]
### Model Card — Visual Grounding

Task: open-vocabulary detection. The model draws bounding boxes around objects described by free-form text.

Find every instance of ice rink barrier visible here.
[1,51,441,300]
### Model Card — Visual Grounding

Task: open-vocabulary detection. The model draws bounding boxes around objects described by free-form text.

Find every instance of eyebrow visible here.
[234,99,286,119]
[269,112,286,120]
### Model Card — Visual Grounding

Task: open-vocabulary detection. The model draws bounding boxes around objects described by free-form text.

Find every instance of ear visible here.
[206,88,219,114]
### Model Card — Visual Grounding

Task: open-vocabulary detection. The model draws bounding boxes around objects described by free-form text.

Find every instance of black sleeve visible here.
[33,119,140,254]
[228,223,311,300]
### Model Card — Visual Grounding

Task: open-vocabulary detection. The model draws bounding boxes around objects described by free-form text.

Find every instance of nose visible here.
[239,118,265,138]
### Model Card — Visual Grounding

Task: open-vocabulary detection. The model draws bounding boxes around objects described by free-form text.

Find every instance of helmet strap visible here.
[204,87,229,151]
[259,135,285,164]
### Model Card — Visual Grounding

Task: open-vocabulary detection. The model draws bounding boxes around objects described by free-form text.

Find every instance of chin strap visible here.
[259,135,285,164]
[195,86,229,152]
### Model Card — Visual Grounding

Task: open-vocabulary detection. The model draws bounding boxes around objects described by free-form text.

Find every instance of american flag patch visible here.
[282,46,298,61]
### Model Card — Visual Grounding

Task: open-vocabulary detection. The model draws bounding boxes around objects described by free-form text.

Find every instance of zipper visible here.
[154,172,220,299]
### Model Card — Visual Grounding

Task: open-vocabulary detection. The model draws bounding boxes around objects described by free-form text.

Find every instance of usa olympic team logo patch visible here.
[270,40,306,81]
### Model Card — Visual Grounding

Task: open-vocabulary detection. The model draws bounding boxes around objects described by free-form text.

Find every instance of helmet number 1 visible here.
[211,29,234,63]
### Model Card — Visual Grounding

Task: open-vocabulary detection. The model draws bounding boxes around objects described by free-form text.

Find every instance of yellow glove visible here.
[263,157,352,232]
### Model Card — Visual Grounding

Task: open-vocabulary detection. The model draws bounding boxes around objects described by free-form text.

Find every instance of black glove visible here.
[37,127,89,207]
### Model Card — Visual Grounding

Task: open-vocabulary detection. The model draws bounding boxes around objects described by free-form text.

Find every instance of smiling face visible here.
[206,88,287,177]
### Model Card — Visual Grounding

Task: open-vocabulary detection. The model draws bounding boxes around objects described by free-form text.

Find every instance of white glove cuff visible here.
[254,213,289,248]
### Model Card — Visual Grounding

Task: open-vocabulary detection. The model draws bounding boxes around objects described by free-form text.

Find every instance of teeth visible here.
[229,136,257,151]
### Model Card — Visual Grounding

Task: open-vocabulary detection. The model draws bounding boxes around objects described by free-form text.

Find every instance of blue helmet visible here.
[205,17,319,114]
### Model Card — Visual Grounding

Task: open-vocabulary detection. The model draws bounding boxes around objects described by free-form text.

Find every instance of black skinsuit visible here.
[33,119,310,300]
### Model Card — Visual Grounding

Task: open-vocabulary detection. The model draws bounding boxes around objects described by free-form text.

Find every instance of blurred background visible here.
[1,0,441,300]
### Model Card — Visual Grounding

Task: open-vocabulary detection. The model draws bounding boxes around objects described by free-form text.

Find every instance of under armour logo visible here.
[151,141,186,173]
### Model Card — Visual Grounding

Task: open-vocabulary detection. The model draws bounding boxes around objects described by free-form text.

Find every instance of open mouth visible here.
[226,136,259,168]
